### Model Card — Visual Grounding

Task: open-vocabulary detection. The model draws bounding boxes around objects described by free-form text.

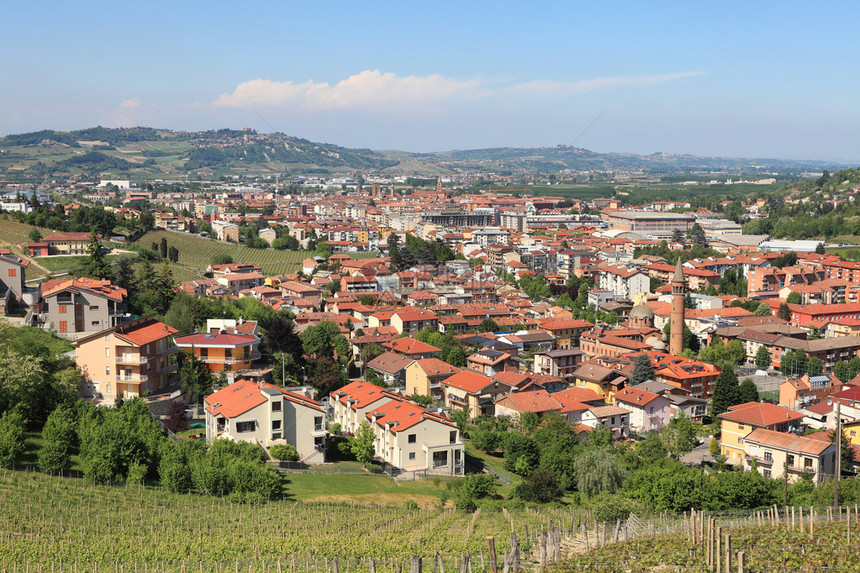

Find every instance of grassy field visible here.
[136,230,315,275]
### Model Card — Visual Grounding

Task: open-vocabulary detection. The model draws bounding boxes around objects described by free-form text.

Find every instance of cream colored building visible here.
[205,379,326,463]
[741,428,836,484]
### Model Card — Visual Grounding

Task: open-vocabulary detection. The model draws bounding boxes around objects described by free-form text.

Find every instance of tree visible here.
[351,421,375,466]
[710,368,741,417]
[177,350,215,406]
[478,318,500,333]
[512,468,562,502]
[806,356,823,377]
[113,257,135,294]
[211,254,233,266]
[28,228,42,242]
[672,228,685,245]
[159,237,168,259]
[662,413,697,457]
[164,400,189,433]
[573,447,625,498]
[777,303,792,322]
[0,410,26,469]
[38,404,76,474]
[786,291,802,305]
[738,378,759,403]
[755,345,771,369]
[754,303,773,317]
[300,321,349,362]
[689,223,707,247]
[815,242,826,254]
[81,229,112,281]
[450,408,468,434]
[270,443,298,461]
[630,353,655,385]
[168,246,179,263]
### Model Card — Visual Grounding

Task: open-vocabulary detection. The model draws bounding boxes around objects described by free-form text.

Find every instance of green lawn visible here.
[284,469,460,508]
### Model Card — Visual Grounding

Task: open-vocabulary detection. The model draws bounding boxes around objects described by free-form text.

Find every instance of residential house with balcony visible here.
[536,319,594,349]
[404,358,461,400]
[173,331,261,381]
[390,308,438,334]
[204,379,326,462]
[494,389,562,421]
[579,405,630,439]
[37,232,92,255]
[718,402,805,466]
[383,337,441,359]
[366,351,413,386]
[216,272,266,296]
[40,277,127,336]
[741,428,836,483]
[571,362,628,399]
[533,348,584,380]
[440,370,513,419]
[329,381,398,435]
[367,396,464,476]
[466,348,518,376]
[75,316,178,401]
[612,386,671,432]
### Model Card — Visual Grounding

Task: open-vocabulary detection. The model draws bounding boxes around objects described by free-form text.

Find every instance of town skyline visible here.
[2,2,859,162]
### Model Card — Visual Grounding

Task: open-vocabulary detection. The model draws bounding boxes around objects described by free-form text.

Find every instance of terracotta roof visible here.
[718,402,804,426]
[174,332,259,347]
[332,380,394,409]
[366,351,413,375]
[43,232,92,242]
[442,370,495,394]
[744,428,834,456]
[411,358,461,377]
[587,405,630,418]
[383,337,441,355]
[115,320,177,346]
[205,379,322,418]
[613,386,661,407]
[367,398,455,433]
[496,389,562,414]
[42,277,126,302]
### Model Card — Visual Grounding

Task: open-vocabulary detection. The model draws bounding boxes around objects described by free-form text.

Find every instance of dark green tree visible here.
[0,409,26,469]
[630,353,655,385]
[177,350,215,406]
[38,404,77,474]
[786,291,802,305]
[81,229,112,281]
[689,223,707,247]
[777,303,792,322]
[709,368,741,417]
[738,378,760,403]
[755,345,771,370]
[159,237,168,259]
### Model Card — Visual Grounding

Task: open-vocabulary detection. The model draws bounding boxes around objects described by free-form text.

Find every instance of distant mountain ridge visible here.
[0,126,846,177]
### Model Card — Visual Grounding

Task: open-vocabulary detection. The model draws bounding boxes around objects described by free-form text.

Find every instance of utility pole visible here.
[835,400,842,509]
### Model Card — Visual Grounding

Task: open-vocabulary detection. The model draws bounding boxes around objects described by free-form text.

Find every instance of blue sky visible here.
[2,1,859,161]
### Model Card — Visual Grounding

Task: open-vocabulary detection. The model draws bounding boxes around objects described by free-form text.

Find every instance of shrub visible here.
[512,468,562,503]
[270,443,298,461]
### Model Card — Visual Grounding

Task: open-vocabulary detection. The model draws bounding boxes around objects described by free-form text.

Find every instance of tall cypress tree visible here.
[710,368,742,417]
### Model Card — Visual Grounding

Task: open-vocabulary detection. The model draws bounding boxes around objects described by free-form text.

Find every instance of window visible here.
[763,469,771,478]
[272,401,282,411]
[450,430,457,444]
[764,450,773,462]
[105,366,110,375]
[787,454,795,467]
[649,406,654,414]
[59,305,68,314]
[105,348,110,357]
[432,451,448,467]
[408,433,417,444]
[7,268,15,277]
[408,452,416,460]
[236,421,255,433]
[89,306,98,311]
[738,423,745,430]
[314,416,323,431]
[272,420,281,430]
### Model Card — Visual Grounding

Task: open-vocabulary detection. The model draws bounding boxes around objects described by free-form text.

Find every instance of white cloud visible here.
[120,97,140,108]
[213,70,703,110]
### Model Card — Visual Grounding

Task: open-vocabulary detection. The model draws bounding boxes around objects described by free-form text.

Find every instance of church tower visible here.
[669,258,686,356]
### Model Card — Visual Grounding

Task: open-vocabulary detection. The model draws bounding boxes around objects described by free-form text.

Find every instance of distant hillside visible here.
[0,126,846,179]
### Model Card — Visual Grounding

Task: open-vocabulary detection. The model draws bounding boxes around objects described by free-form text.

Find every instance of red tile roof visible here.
[367,398,455,433]
[383,337,441,355]
[718,402,805,426]
[496,389,561,414]
[115,320,177,346]
[442,370,494,394]
[174,332,259,347]
[332,380,395,409]
[205,379,322,418]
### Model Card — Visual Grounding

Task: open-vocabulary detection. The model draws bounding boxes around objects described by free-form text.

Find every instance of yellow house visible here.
[75,317,178,401]
[537,319,593,349]
[718,402,805,464]
[572,363,627,399]
[440,370,513,419]
[405,358,461,400]
[844,419,860,447]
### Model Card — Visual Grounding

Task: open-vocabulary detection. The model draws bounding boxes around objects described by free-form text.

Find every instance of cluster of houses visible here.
[5,178,860,480]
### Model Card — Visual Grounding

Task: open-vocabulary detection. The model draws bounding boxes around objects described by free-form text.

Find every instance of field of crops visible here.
[0,470,572,569]
[135,230,315,276]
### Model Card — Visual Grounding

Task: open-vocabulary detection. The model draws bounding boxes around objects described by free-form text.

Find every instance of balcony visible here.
[202,351,262,365]
[158,363,179,374]
[116,355,148,364]
[116,374,148,383]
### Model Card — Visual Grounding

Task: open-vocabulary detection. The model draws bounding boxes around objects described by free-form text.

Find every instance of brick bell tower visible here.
[669,258,686,356]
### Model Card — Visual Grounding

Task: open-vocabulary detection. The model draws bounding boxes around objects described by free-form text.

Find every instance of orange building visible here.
[173,332,261,377]
[75,317,178,401]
